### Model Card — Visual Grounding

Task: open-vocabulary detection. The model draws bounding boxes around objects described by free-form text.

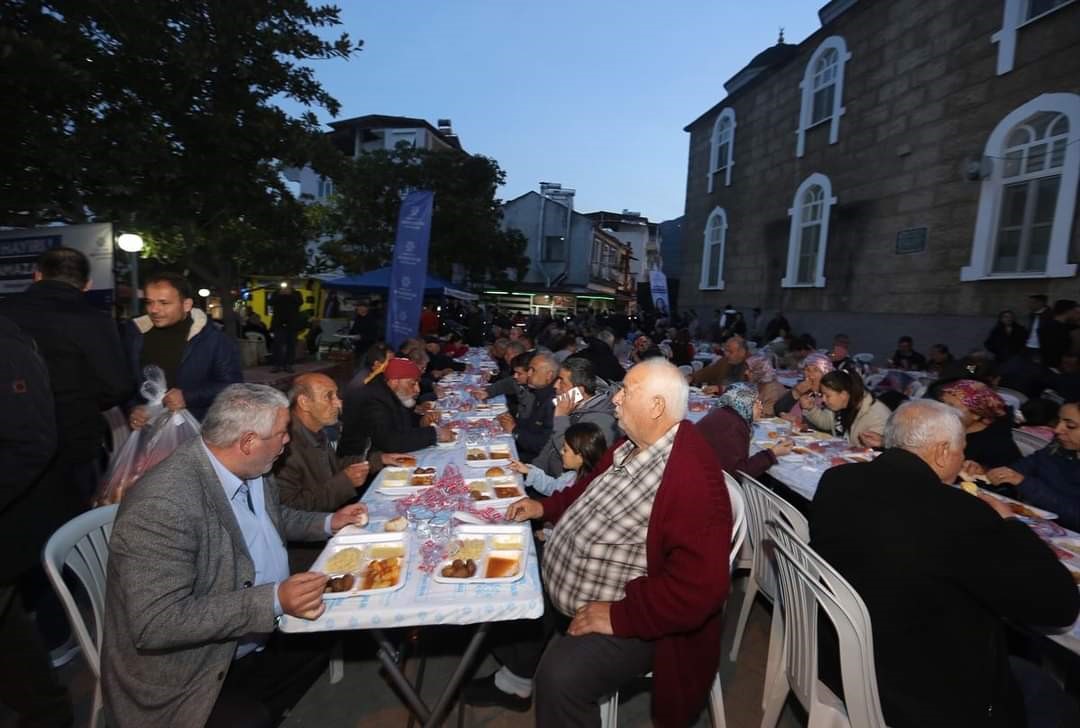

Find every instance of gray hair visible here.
[530,352,559,375]
[202,383,289,447]
[884,399,964,453]
[561,356,597,395]
[596,329,615,347]
[633,358,689,421]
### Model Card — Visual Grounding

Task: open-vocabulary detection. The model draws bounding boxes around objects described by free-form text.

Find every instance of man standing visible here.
[348,300,378,357]
[498,352,558,463]
[0,247,134,501]
[498,359,732,725]
[1026,293,1051,361]
[0,315,73,726]
[102,384,369,727]
[812,400,1079,727]
[125,272,242,427]
[269,282,304,373]
[531,357,619,477]
[690,334,750,388]
[338,358,454,456]
[1039,299,1079,371]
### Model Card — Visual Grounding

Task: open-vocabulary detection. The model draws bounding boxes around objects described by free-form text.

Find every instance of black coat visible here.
[0,280,133,462]
[1039,318,1073,370]
[811,448,1079,728]
[570,339,625,383]
[515,384,555,463]
[0,316,72,581]
[984,323,1028,363]
[338,374,436,456]
[965,417,1022,469]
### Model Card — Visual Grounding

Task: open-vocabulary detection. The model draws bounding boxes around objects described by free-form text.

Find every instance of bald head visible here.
[288,373,342,431]
[614,359,688,446]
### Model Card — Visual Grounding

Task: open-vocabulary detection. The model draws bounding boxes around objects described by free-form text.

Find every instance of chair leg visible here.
[760,670,789,728]
[707,673,727,728]
[90,684,102,728]
[762,604,783,710]
[329,639,344,684]
[728,577,759,662]
[599,692,619,728]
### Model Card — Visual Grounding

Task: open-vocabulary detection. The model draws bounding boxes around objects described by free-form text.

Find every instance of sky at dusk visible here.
[285,1,823,222]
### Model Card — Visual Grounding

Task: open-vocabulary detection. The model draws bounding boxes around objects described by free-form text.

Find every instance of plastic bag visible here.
[95,366,201,505]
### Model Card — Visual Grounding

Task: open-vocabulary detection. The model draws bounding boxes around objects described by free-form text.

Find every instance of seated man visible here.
[888,335,927,371]
[689,334,749,388]
[475,350,535,421]
[812,399,1079,728]
[102,384,369,727]
[499,359,732,726]
[338,357,453,456]
[498,352,558,463]
[531,357,619,477]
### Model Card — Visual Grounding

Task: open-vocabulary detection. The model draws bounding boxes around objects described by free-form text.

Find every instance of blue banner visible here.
[386,190,435,350]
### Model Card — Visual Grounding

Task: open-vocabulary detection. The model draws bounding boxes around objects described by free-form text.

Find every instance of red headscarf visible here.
[940,379,1006,421]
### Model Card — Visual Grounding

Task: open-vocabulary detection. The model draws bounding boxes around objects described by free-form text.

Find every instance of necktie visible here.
[238,480,255,514]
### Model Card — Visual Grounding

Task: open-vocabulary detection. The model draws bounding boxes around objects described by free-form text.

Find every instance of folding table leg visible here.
[423,623,491,728]
[371,629,432,724]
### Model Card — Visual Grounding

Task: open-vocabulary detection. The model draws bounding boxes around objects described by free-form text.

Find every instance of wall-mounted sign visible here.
[895,227,928,255]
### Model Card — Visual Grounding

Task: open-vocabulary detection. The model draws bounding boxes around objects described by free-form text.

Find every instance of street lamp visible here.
[197,288,211,298]
[117,233,144,317]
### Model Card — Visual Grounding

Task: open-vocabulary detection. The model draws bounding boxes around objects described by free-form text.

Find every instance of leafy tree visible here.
[0,0,361,304]
[319,145,529,284]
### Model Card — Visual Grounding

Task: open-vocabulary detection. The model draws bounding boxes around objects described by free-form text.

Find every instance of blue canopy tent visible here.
[321,266,477,300]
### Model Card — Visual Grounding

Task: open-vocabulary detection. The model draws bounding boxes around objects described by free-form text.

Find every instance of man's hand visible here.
[858,431,883,448]
[436,426,456,443]
[382,453,412,466]
[343,462,370,487]
[497,412,516,433]
[416,401,435,414]
[162,388,186,411]
[471,388,490,401]
[420,412,440,427]
[961,460,987,477]
[506,498,543,522]
[568,601,614,637]
[128,405,152,430]
[797,392,818,411]
[330,503,369,532]
[701,384,722,396]
[278,572,329,620]
[554,392,577,417]
[987,467,1024,487]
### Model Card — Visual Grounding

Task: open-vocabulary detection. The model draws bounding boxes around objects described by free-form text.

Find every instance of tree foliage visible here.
[0,0,361,289]
[319,145,529,284]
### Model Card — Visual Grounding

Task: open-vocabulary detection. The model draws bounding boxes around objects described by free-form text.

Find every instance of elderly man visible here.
[812,400,1080,728]
[499,359,732,726]
[498,352,559,463]
[126,272,242,427]
[338,357,453,457]
[690,334,749,388]
[102,384,369,727]
[531,357,619,477]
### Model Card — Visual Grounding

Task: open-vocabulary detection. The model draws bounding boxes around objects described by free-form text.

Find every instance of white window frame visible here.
[962,92,1080,281]
[795,36,852,158]
[707,108,736,192]
[699,207,728,290]
[782,173,836,288]
[992,0,1077,75]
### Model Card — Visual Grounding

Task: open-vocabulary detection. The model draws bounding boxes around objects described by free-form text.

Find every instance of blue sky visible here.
[293,1,822,222]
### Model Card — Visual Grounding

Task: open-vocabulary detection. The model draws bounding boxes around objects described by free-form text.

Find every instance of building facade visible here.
[680,0,1080,357]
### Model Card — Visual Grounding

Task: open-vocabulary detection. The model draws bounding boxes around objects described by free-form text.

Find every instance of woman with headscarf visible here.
[695,382,792,478]
[937,379,1021,470]
[773,352,834,416]
[744,354,788,416]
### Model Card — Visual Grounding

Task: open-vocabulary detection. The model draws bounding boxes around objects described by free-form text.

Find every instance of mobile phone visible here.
[553,387,584,407]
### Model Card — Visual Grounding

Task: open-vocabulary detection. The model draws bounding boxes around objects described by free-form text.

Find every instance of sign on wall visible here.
[895,227,928,255]
[0,223,115,309]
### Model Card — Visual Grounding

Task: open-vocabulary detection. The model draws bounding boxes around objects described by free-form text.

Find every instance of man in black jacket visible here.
[498,352,557,463]
[338,358,454,456]
[0,247,134,502]
[812,399,1079,728]
[571,330,625,383]
[269,281,304,373]
[0,315,74,726]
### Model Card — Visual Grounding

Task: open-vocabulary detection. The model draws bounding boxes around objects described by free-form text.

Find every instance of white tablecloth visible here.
[279,399,545,634]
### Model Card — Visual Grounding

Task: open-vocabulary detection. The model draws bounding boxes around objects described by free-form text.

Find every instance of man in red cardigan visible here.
[506,358,733,726]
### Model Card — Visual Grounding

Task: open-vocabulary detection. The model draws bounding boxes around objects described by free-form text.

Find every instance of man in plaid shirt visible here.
[505,359,734,727]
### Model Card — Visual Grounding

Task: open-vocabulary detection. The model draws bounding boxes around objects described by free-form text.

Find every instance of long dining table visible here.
[278,369,543,725]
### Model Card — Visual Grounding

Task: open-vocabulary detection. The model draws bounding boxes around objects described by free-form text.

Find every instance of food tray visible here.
[464,445,513,467]
[471,402,507,416]
[433,524,530,584]
[313,533,409,599]
[464,476,525,504]
[980,489,1058,520]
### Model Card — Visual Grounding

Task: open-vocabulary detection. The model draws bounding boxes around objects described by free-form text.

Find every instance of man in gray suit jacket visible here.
[102,384,369,728]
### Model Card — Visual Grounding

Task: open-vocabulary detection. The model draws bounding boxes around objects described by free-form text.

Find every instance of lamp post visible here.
[117,233,144,317]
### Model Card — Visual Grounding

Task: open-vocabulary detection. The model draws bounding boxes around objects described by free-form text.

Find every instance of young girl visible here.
[508,421,607,496]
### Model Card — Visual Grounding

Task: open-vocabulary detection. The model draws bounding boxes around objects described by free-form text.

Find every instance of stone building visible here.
[679,0,1080,357]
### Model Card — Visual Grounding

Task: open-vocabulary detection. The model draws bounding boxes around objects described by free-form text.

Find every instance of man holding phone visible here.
[531,357,619,477]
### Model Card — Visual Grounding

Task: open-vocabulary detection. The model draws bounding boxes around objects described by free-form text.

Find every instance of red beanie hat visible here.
[384,357,422,380]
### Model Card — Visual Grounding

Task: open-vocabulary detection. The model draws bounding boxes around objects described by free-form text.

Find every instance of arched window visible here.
[992,0,1075,75]
[962,93,1080,281]
[699,208,727,290]
[708,108,736,192]
[783,173,835,288]
[796,36,851,158]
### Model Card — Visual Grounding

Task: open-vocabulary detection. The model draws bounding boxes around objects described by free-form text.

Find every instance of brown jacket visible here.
[275,418,359,512]
[689,358,744,387]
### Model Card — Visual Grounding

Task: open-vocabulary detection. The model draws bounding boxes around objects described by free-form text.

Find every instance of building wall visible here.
[680,0,1080,358]
[502,193,593,288]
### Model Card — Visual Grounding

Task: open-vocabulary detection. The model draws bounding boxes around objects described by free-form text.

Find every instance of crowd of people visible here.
[3,245,1080,727]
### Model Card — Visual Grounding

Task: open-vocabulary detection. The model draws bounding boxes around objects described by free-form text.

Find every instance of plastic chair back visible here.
[765,519,889,728]
[1012,428,1051,457]
[678,364,694,376]
[724,472,747,569]
[692,360,705,372]
[737,472,808,600]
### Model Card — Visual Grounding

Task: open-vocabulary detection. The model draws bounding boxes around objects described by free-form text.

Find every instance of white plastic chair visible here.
[599,475,746,728]
[42,505,119,728]
[243,331,269,359]
[1013,428,1051,456]
[853,353,874,366]
[728,473,809,712]
[762,519,889,728]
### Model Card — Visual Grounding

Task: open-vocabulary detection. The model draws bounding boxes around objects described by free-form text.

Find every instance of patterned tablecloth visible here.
[278,393,546,633]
